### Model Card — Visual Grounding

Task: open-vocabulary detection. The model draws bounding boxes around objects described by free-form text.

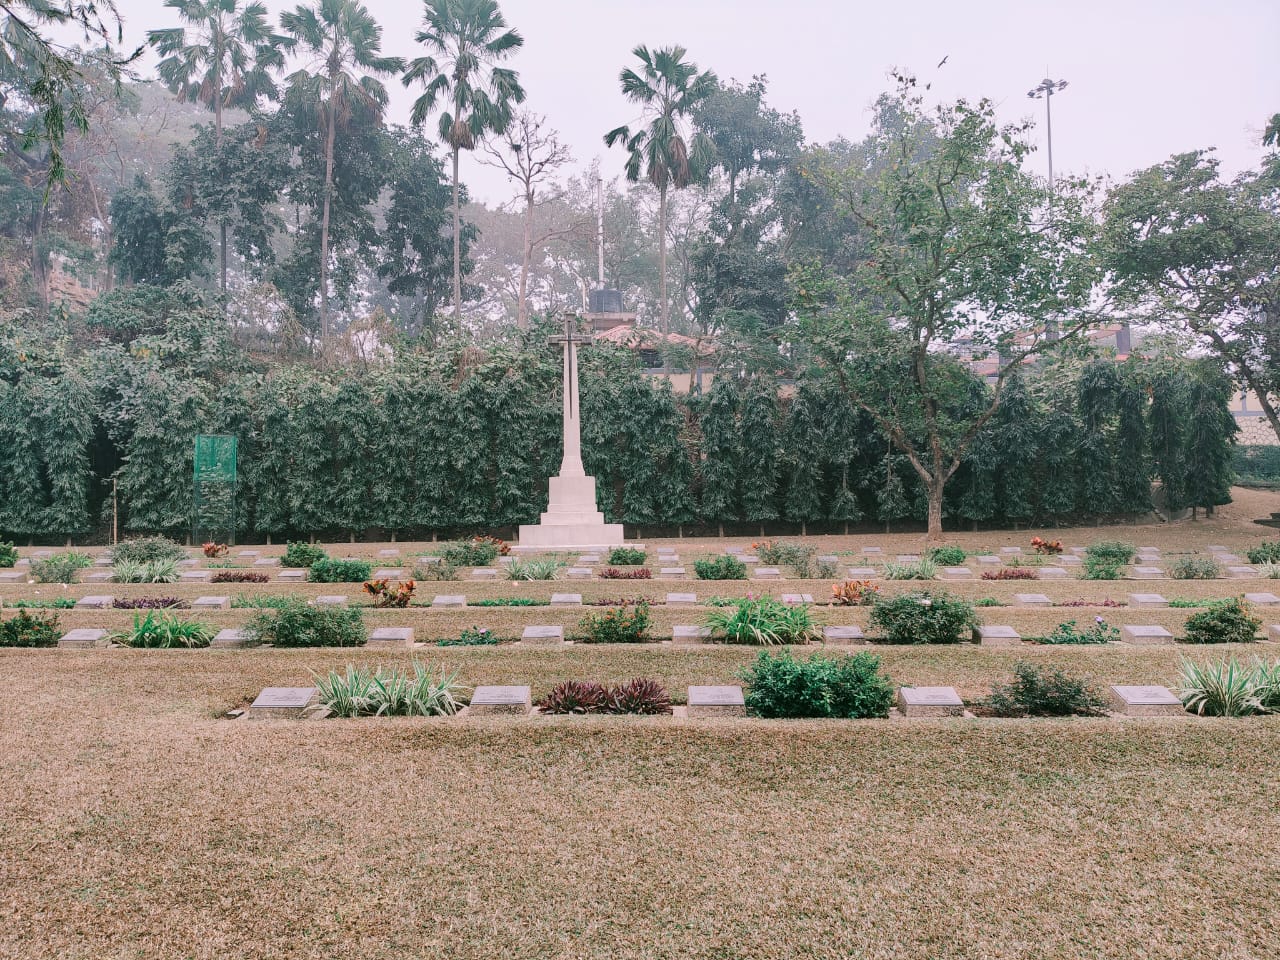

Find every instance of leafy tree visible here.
[800,75,1099,540]
[1183,362,1238,516]
[108,175,211,286]
[148,0,289,293]
[404,0,525,326]
[280,0,403,343]
[604,45,716,332]
[1103,151,1280,443]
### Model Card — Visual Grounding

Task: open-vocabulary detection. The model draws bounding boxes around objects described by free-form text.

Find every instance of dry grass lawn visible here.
[2,645,1279,960]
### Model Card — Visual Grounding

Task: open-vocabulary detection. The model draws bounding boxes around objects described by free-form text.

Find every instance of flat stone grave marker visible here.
[377,549,399,558]
[368,627,414,648]
[211,629,253,648]
[1129,593,1169,608]
[577,554,601,565]
[976,555,1001,565]
[781,594,813,604]
[84,571,113,583]
[847,567,879,579]
[658,567,686,578]
[739,555,760,563]
[898,686,964,718]
[93,556,113,566]
[817,555,839,565]
[566,567,592,579]
[862,546,883,555]
[1269,624,1280,642]
[373,568,404,579]
[1131,566,1164,579]
[823,625,865,644]
[417,556,441,566]
[237,550,260,558]
[974,625,1021,647]
[1214,554,1243,564]
[1226,566,1258,579]
[0,571,23,583]
[672,625,711,643]
[1068,546,1086,555]
[1109,685,1184,717]
[247,687,316,718]
[470,685,531,715]
[13,558,28,567]
[1000,547,1023,555]
[1058,555,1082,566]
[1039,567,1069,579]
[1244,592,1280,606]
[753,567,782,580]
[1120,624,1174,645]
[1014,593,1052,607]
[497,556,515,566]
[687,685,745,718]
[314,595,348,607]
[471,568,498,580]
[58,628,108,649]
[278,569,305,581]
[178,558,198,568]
[432,595,466,609]
[725,546,744,555]
[192,596,231,611]
[180,570,212,581]
[521,625,564,645]
[74,595,113,610]
[666,593,697,607]
[1137,547,1160,555]
[32,550,52,558]
[252,558,280,567]
[549,593,582,607]
[939,567,974,581]
[896,555,920,563]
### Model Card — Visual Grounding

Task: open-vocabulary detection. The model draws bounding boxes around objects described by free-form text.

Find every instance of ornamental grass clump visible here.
[869,591,977,645]
[113,611,213,649]
[986,663,1109,717]
[308,557,373,583]
[506,557,565,581]
[0,610,60,647]
[112,558,181,584]
[1182,597,1261,644]
[580,602,651,643]
[1178,657,1273,717]
[703,596,818,645]
[693,555,747,580]
[249,598,365,647]
[314,662,466,718]
[738,649,895,719]
[881,558,938,581]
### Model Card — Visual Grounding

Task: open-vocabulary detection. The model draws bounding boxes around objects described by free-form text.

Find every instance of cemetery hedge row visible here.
[0,320,1237,540]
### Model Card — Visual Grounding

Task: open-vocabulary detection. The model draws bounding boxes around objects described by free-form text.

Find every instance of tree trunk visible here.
[518,187,532,328]
[658,182,668,334]
[319,99,337,345]
[452,146,461,325]
[925,477,945,542]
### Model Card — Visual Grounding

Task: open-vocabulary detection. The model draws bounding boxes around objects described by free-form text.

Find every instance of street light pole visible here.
[1027,77,1068,194]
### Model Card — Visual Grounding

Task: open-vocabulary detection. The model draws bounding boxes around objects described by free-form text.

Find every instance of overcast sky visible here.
[114,0,1278,205]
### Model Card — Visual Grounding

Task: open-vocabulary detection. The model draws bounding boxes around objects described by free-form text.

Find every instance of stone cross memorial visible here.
[518,314,625,549]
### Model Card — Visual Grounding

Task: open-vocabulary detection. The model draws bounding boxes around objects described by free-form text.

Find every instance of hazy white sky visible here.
[115,0,1278,204]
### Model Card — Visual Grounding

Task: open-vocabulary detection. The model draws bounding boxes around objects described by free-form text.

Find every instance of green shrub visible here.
[112,558,180,584]
[1246,541,1280,565]
[1168,598,1214,608]
[870,591,977,644]
[31,552,93,583]
[4,597,75,609]
[1169,556,1221,580]
[739,649,895,719]
[1182,597,1261,644]
[411,560,460,581]
[0,541,16,568]
[694,555,748,580]
[1080,556,1123,580]
[437,626,498,646]
[467,597,549,607]
[1084,540,1135,565]
[113,611,212,649]
[0,610,61,647]
[506,557,564,581]
[1034,618,1119,645]
[975,597,1005,607]
[580,602,650,643]
[248,598,365,647]
[882,558,938,581]
[231,593,304,609]
[927,546,967,566]
[440,539,499,566]
[308,557,373,583]
[314,662,465,717]
[607,547,647,565]
[283,542,327,568]
[987,663,1109,717]
[754,540,815,567]
[111,536,186,565]
[703,596,818,645]
[1178,657,1269,716]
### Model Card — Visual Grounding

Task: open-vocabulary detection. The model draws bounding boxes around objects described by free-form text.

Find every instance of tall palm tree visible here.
[149,0,289,294]
[280,0,403,343]
[605,45,716,333]
[404,0,524,325]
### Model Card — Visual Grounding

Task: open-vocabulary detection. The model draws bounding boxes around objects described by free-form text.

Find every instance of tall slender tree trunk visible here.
[658,182,668,334]
[518,189,532,329]
[926,475,945,542]
[452,146,461,325]
[319,99,337,345]
[214,26,227,297]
